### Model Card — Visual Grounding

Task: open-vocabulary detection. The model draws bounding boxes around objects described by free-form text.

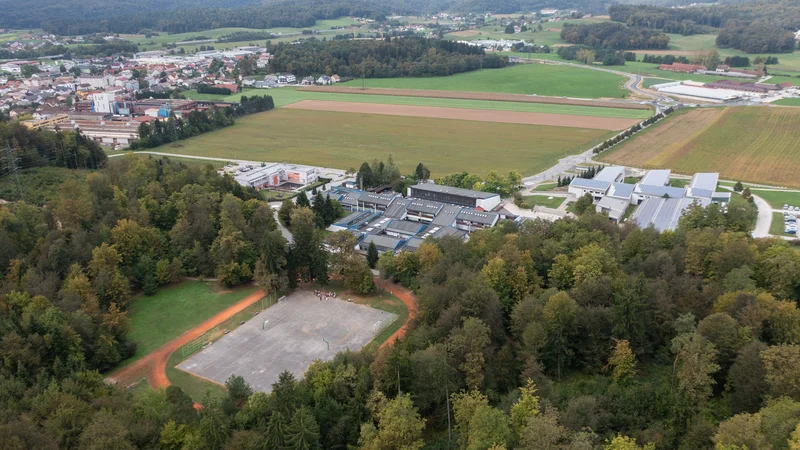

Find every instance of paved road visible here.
[271,206,294,244]
[751,193,774,239]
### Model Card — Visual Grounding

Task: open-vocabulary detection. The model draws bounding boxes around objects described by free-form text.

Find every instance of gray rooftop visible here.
[359,234,404,251]
[410,183,499,200]
[386,219,426,236]
[632,197,710,232]
[407,199,445,214]
[569,178,611,191]
[383,198,411,219]
[334,211,375,228]
[689,173,719,193]
[608,182,635,200]
[456,209,499,225]
[431,204,463,226]
[640,169,671,187]
[402,237,424,252]
[593,166,625,183]
[358,192,398,207]
[596,196,629,220]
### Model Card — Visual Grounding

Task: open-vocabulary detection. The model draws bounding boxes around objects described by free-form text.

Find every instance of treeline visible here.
[437,170,522,197]
[557,45,635,66]
[0,43,66,59]
[69,40,140,57]
[561,22,670,50]
[641,54,691,64]
[196,84,233,95]
[716,24,796,54]
[132,95,274,149]
[269,37,508,79]
[610,2,800,54]
[0,122,107,174]
[219,30,275,42]
[35,0,392,35]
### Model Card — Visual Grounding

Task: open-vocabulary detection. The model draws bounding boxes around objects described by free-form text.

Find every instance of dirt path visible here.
[380,281,417,348]
[284,100,639,131]
[107,290,265,389]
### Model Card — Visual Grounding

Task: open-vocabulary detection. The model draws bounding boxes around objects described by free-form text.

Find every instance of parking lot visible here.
[783,204,799,235]
[177,291,397,393]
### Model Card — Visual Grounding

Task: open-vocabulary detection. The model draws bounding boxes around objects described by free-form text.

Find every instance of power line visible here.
[2,142,24,202]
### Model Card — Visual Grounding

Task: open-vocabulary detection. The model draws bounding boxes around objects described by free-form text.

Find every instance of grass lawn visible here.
[521,195,565,209]
[123,281,260,365]
[148,108,613,176]
[533,182,559,191]
[749,189,800,210]
[183,87,650,119]
[341,64,630,99]
[599,107,800,188]
[669,178,690,188]
[769,212,797,236]
[772,98,800,106]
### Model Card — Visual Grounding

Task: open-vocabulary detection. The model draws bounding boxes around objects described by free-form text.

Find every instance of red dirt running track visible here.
[109,282,417,390]
[108,290,265,389]
[380,281,417,348]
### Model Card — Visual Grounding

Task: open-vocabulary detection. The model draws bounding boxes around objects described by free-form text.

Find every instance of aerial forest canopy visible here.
[560,22,670,50]
[1,148,800,448]
[610,0,800,53]
[268,37,508,78]
[6,0,612,35]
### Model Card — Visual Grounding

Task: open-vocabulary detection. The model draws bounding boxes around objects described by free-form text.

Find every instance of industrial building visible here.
[655,84,742,102]
[232,163,319,190]
[569,166,730,231]
[408,183,501,210]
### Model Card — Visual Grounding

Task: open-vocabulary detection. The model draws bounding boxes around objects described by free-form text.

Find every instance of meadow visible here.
[183,87,651,118]
[600,107,800,188]
[148,108,614,176]
[341,63,629,98]
[123,281,259,364]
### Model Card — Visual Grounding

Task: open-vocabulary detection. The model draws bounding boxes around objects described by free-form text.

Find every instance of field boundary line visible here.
[297,86,651,110]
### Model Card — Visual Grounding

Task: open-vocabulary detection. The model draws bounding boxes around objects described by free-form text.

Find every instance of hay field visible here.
[599,107,800,187]
[151,109,614,176]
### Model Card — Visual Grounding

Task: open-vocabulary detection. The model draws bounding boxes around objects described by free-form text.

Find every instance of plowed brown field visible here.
[599,107,800,188]
[284,100,638,130]
[297,86,651,110]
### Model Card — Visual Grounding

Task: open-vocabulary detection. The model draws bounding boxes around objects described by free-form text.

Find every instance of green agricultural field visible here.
[521,195,565,208]
[182,87,651,118]
[773,98,800,106]
[123,281,259,365]
[147,108,613,176]
[600,107,800,188]
[750,189,800,209]
[341,64,629,98]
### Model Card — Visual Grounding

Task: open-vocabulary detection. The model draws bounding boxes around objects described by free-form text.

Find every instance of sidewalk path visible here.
[379,281,417,348]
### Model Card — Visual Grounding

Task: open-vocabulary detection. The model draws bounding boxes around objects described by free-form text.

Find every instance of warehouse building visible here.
[408,183,501,210]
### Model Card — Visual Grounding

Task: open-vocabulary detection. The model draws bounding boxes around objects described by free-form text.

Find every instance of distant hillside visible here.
[0,0,701,35]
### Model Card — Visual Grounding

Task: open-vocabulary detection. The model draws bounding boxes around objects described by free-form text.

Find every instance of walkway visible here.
[379,281,417,348]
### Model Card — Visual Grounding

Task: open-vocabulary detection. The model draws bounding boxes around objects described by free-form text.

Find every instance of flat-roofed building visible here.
[639,169,671,187]
[383,198,411,219]
[456,209,499,232]
[593,166,625,183]
[357,192,400,211]
[568,178,611,201]
[431,204,463,227]
[385,220,426,239]
[632,197,710,232]
[596,196,629,222]
[357,234,405,254]
[408,183,501,210]
[406,199,445,222]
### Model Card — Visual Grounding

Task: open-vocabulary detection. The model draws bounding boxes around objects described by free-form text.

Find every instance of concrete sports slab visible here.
[178,291,397,393]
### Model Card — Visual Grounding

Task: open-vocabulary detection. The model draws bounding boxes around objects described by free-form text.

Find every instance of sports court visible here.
[177,291,397,393]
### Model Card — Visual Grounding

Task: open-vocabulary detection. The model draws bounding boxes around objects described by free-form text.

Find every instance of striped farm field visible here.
[599,107,800,188]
